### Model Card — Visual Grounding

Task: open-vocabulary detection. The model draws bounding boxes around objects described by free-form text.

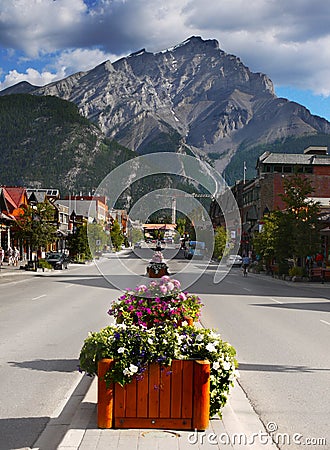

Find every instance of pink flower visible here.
[178,292,187,301]
[159,285,167,294]
[160,275,170,282]
[167,282,174,291]
[137,284,147,292]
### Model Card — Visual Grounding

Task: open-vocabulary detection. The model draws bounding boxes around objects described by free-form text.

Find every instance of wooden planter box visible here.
[98,358,210,430]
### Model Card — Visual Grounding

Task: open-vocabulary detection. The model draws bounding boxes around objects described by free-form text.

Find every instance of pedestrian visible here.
[0,247,4,267]
[315,252,323,267]
[7,246,13,266]
[305,255,313,269]
[242,255,250,277]
[13,246,20,267]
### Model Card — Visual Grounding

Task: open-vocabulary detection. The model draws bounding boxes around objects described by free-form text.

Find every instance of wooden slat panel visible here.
[97,359,114,428]
[170,360,183,417]
[192,360,210,430]
[114,383,126,418]
[148,363,160,417]
[181,360,193,418]
[159,365,171,418]
[136,369,149,417]
[114,417,192,430]
[125,377,137,417]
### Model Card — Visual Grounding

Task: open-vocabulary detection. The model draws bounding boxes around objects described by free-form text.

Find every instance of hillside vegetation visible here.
[0,94,135,194]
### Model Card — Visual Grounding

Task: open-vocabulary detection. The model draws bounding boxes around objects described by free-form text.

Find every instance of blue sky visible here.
[0,0,330,120]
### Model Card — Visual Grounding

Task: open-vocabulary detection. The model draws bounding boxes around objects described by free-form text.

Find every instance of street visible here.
[0,249,329,449]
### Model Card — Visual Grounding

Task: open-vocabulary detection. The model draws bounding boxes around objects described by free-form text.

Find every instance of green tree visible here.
[253,175,321,272]
[88,223,109,256]
[67,223,92,261]
[213,226,228,260]
[110,220,124,251]
[15,202,57,258]
[280,175,321,266]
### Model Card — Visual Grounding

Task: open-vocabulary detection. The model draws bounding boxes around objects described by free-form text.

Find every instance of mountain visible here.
[0,94,135,194]
[2,36,330,185]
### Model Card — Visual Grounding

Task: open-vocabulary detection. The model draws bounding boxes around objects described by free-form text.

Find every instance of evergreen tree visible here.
[110,220,124,251]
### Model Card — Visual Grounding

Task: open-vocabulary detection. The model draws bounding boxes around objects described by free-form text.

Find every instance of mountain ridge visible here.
[2,36,330,184]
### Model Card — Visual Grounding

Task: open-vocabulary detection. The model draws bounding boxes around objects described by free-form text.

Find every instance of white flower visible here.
[196,334,204,342]
[148,338,153,345]
[223,361,231,371]
[212,361,221,370]
[123,368,131,376]
[206,342,217,353]
[129,364,138,374]
[181,320,188,327]
[118,347,126,353]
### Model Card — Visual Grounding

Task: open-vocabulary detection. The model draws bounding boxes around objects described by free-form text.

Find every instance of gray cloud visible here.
[0,0,330,95]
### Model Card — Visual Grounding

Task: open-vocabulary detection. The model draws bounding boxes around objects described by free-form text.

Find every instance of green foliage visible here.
[253,175,321,268]
[289,266,305,277]
[37,258,53,270]
[87,223,109,256]
[79,323,237,417]
[110,220,124,251]
[129,227,144,245]
[15,202,58,253]
[213,226,228,260]
[0,94,135,194]
[67,224,92,260]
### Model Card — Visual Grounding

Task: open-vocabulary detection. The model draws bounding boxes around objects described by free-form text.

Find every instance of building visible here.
[210,146,330,261]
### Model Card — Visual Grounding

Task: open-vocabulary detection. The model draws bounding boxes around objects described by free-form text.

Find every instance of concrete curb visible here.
[49,377,278,450]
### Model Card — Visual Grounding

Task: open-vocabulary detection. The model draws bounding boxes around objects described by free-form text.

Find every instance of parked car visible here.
[134,241,143,249]
[46,252,69,270]
[226,255,243,267]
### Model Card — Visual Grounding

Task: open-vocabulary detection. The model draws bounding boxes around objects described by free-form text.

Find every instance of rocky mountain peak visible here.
[2,36,330,179]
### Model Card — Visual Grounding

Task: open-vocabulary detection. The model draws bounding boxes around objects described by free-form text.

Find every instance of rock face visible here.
[3,36,330,173]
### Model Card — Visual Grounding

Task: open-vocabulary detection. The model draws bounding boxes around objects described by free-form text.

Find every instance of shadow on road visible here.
[0,374,93,450]
[251,301,330,312]
[8,358,79,373]
[239,362,330,373]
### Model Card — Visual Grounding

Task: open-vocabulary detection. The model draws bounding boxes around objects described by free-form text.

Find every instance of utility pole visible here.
[171,197,176,224]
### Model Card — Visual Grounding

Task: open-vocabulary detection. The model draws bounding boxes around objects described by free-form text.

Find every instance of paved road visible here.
[0,251,329,449]
[191,266,330,450]
[0,261,119,450]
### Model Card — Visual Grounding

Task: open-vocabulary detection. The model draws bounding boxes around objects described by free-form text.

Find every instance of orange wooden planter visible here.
[98,358,210,430]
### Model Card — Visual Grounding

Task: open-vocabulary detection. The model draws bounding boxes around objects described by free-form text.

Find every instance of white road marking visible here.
[32,294,47,300]
[320,320,330,327]
[270,298,283,304]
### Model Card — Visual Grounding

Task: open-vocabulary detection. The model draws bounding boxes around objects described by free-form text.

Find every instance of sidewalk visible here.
[33,376,278,450]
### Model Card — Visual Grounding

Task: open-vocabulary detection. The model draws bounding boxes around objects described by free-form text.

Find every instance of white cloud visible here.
[0,67,62,90]
[0,48,119,90]
[0,0,330,97]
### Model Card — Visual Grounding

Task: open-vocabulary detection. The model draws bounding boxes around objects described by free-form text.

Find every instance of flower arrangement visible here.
[79,323,238,417]
[107,276,203,326]
[78,275,238,419]
[146,251,168,277]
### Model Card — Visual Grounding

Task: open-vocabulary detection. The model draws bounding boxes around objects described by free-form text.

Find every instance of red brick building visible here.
[210,146,330,262]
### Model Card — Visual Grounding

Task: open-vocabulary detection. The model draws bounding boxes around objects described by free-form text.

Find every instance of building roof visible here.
[2,186,27,210]
[258,152,330,166]
[143,224,177,230]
